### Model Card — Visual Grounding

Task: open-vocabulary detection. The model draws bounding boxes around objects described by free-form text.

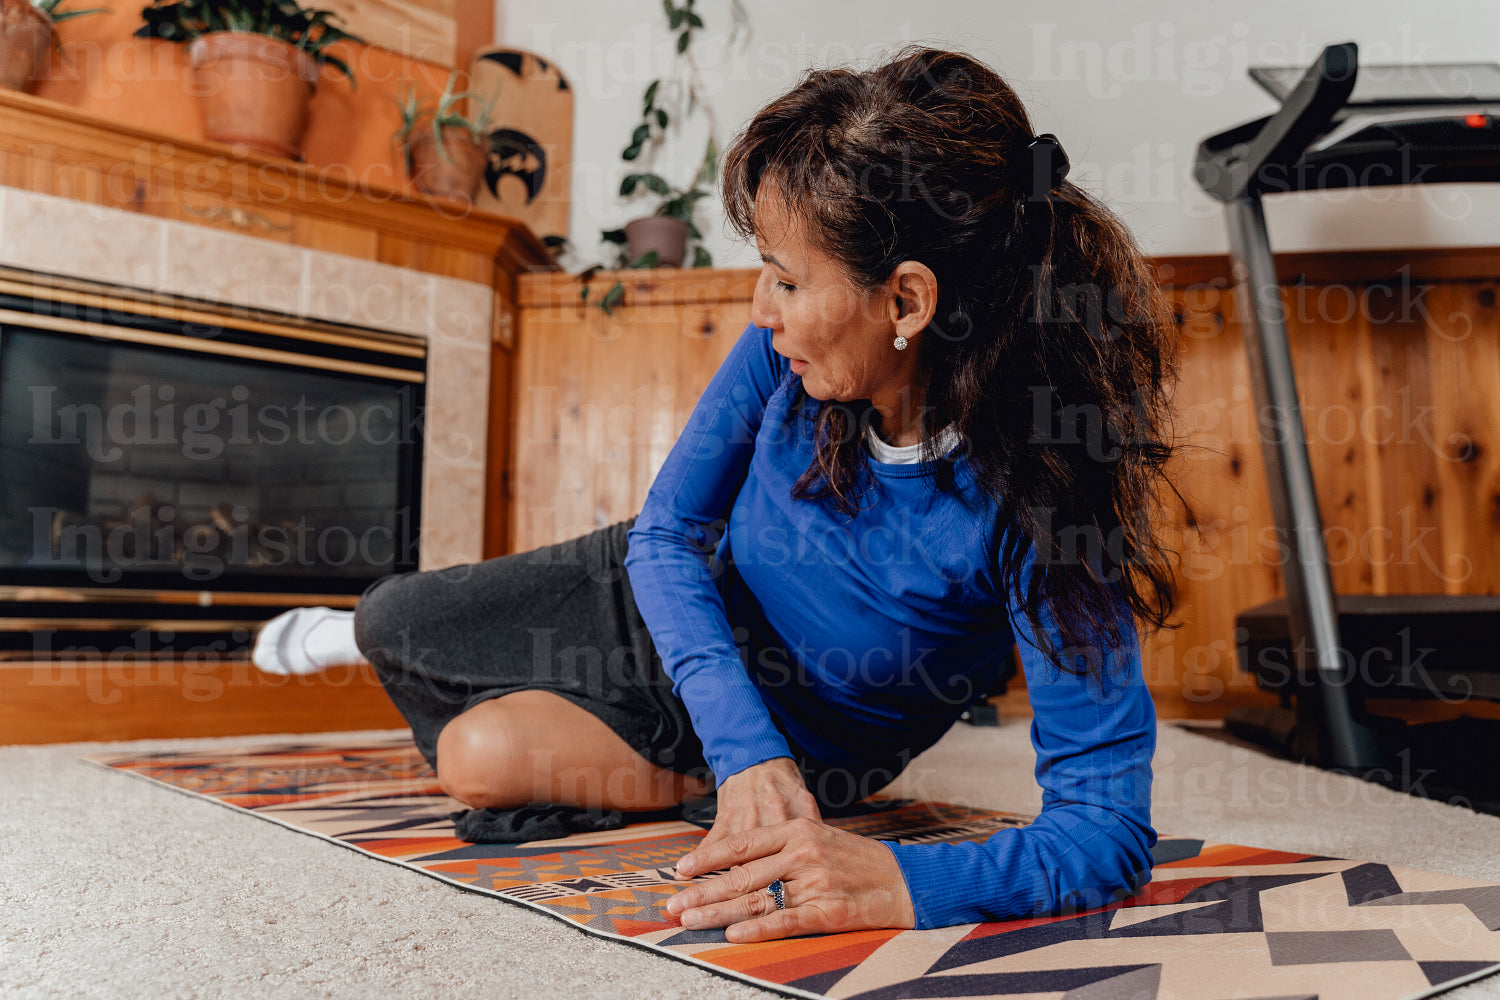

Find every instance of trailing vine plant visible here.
[576,0,748,314]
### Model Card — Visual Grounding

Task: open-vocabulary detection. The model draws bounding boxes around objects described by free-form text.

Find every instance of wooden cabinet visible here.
[508,268,758,552]
[507,254,1500,723]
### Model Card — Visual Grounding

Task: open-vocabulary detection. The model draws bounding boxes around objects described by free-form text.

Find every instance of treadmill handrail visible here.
[1194,42,1360,202]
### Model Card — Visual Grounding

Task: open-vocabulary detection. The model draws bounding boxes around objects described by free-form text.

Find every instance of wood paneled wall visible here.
[508,270,759,550]
[508,253,1500,721]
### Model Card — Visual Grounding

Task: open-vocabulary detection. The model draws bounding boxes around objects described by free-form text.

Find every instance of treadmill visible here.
[1193,42,1500,780]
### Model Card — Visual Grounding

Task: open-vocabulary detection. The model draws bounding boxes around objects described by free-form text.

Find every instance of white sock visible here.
[252,608,368,676]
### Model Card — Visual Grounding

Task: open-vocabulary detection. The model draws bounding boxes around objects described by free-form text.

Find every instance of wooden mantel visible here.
[0,87,554,278]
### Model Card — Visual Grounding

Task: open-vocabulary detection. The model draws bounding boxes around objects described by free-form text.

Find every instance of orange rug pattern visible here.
[84,734,1500,1000]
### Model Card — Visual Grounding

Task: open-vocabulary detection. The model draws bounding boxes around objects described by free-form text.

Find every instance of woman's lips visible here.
[790,358,808,374]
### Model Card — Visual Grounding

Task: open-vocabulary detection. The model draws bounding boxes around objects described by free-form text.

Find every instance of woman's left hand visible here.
[666,818,917,942]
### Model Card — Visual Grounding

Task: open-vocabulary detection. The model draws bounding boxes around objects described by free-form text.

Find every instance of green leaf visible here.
[621,142,641,161]
[676,30,689,53]
[601,228,627,244]
[686,11,703,27]
[321,53,354,87]
[643,79,659,111]
[641,173,671,196]
[620,174,640,196]
[631,123,651,147]
[692,246,712,268]
[50,5,107,21]
[131,0,363,66]
[655,108,668,128]
[660,189,704,223]
[697,135,718,185]
[628,250,659,269]
[600,281,625,315]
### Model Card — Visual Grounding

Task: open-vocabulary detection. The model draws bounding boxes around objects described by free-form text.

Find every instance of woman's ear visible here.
[889,261,938,335]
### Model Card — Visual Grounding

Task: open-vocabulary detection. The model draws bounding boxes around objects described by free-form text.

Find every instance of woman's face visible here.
[748,184,907,404]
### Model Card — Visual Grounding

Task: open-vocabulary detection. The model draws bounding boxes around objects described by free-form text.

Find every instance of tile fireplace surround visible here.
[0,182,495,574]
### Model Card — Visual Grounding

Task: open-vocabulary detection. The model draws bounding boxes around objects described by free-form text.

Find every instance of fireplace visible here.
[0,268,426,657]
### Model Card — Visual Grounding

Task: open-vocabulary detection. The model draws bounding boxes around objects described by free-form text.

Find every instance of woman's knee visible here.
[434,699,531,809]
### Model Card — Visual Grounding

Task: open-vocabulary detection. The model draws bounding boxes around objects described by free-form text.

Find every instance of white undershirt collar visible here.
[864,421,963,464]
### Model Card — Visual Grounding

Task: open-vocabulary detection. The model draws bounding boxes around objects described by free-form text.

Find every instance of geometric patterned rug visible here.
[82,734,1500,1000]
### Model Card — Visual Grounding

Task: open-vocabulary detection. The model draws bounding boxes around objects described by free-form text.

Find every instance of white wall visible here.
[496,0,1500,269]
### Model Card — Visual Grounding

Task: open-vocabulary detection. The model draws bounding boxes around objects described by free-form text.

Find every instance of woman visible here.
[254,45,1180,941]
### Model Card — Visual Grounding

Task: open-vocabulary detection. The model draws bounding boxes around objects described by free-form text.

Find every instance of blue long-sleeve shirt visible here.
[622,321,1157,928]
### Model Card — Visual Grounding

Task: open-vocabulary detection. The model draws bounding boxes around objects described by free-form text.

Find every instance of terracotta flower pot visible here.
[407,125,489,205]
[186,31,320,161]
[624,215,688,268]
[0,0,52,93]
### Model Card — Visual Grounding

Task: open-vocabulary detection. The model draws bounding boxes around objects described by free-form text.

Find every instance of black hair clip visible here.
[1021,133,1070,201]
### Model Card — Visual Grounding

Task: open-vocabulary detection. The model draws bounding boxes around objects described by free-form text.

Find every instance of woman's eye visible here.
[776,280,796,293]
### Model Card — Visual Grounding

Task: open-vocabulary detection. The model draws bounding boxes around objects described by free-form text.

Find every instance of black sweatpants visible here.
[353,516,711,784]
[353,516,909,811]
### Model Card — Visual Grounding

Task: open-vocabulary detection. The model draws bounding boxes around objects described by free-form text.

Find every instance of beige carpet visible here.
[3,720,1499,999]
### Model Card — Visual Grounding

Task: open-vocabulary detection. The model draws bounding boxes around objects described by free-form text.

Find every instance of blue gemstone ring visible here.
[765,878,787,910]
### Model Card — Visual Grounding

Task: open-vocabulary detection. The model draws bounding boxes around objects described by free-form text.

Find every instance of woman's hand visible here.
[697,756,820,848]
[667,818,917,941]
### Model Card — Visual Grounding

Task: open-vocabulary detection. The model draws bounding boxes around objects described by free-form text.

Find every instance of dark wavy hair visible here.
[720,45,1184,678]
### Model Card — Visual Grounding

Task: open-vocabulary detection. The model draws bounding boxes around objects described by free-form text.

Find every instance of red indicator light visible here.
[1464,113,1489,128]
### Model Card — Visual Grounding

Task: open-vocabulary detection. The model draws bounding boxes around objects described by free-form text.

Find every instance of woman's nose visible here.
[749,269,778,330]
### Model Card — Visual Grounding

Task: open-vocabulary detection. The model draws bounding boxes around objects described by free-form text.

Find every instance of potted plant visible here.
[609,1,719,271]
[136,0,365,161]
[1,0,106,92]
[572,139,716,314]
[395,71,500,205]
[611,138,716,269]
[573,0,743,313]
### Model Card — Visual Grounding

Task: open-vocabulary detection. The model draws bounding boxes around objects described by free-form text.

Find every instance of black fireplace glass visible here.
[0,325,423,593]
